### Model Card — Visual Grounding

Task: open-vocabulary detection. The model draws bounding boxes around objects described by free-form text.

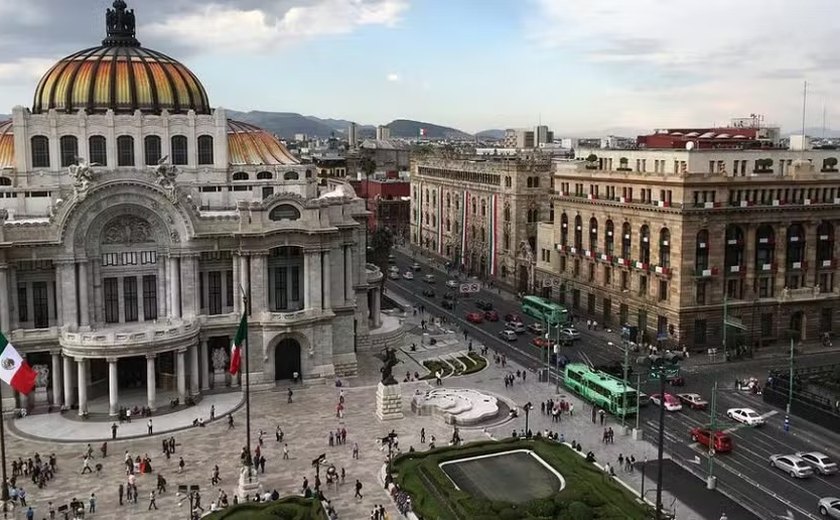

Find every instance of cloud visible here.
[144,0,409,52]
[0,58,56,85]
[386,73,400,82]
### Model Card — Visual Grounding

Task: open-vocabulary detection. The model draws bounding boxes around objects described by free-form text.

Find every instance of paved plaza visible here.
[2,308,710,520]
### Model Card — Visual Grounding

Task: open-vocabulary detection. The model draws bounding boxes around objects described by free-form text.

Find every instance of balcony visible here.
[781,286,835,301]
[366,263,383,284]
[60,319,200,358]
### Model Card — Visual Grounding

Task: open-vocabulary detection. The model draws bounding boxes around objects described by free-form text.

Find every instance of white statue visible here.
[317,181,358,200]
[152,155,179,200]
[68,157,98,197]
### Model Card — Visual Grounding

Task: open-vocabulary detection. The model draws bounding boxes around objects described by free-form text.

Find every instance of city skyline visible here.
[0,0,839,134]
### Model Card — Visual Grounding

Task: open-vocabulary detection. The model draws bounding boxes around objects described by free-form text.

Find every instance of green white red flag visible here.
[229,312,247,375]
[0,333,36,395]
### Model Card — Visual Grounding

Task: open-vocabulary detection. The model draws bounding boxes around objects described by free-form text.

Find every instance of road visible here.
[385,248,840,520]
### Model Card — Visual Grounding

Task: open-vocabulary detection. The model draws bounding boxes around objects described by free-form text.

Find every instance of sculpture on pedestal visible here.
[377,346,400,385]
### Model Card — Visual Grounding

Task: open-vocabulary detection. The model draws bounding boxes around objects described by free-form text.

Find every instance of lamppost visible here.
[381,431,399,477]
[312,453,327,483]
[648,358,679,520]
[523,402,533,437]
[177,484,201,520]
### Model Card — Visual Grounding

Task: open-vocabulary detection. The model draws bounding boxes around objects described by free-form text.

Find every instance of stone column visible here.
[61,262,78,328]
[62,355,75,408]
[308,251,323,310]
[232,253,241,314]
[345,246,354,303]
[776,224,787,293]
[9,266,18,330]
[78,261,90,327]
[92,260,103,324]
[805,222,818,286]
[170,256,181,318]
[250,253,267,314]
[146,355,157,411]
[180,255,196,318]
[743,225,756,300]
[240,254,250,315]
[189,344,200,395]
[76,358,88,416]
[157,258,167,319]
[372,288,382,328]
[54,264,63,328]
[322,250,331,310]
[0,265,8,333]
[107,358,118,416]
[199,339,210,391]
[176,349,187,402]
[303,256,311,310]
[50,352,62,406]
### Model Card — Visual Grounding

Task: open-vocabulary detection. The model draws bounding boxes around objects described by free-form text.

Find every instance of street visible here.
[386,248,840,520]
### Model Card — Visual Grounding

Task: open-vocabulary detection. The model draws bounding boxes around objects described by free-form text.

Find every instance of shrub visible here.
[568,501,595,520]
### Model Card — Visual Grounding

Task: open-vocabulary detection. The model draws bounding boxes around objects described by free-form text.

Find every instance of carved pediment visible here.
[102,215,153,244]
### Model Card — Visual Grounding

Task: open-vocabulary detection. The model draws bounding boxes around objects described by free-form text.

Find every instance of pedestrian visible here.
[169,436,176,453]
[599,408,606,425]
[111,423,118,440]
[178,457,185,473]
[352,442,359,459]
[228,415,235,429]
[25,507,33,520]
[81,456,92,474]
[276,426,282,442]
[118,483,124,505]
[329,431,334,447]
[18,487,26,506]
[354,479,363,499]
[210,404,215,421]
[89,493,96,513]
[148,490,158,510]
[48,500,56,518]
[618,453,624,467]
[522,370,526,382]
[341,467,346,484]
[259,455,266,474]
[283,444,290,460]
[629,455,636,472]
[147,419,153,435]
[288,388,294,403]
[420,428,426,444]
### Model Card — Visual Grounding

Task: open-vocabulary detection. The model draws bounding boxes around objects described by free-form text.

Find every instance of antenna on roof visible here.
[801,81,808,160]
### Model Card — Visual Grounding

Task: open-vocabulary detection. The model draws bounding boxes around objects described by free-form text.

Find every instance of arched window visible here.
[787,223,805,266]
[0,177,11,186]
[471,198,477,214]
[232,172,249,181]
[605,220,614,255]
[117,135,135,166]
[171,135,188,165]
[724,224,744,270]
[816,221,834,266]
[432,191,437,206]
[144,135,162,166]
[533,177,540,188]
[696,230,709,271]
[589,217,598,250]
[640,225,650,264]
[481,200,486,217]
[257,171,273,180]
[59,135,78,167]
[445,218,450,232]
[30,136,50,168]
[197,135,214,165]
[446,193,450,208]
[480,228,486,241]
[527,177,533,188]
[283,171,299,180]
[269,204,301,221]
[424,189,429,203]
[503,231,510,250]
[755,225,774,269]
[659,228,671,268]
[305,169,312,178]
[560,213,568,245]
[574,215,583,249]
[621,222,632,258]
[88,135,107,166]
[504,205,511,222]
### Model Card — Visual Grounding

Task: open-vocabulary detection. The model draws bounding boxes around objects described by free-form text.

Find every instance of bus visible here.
[563,363,638,416]
[521,296,570,326]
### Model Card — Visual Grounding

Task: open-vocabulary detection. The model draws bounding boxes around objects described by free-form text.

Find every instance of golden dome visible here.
[227,120,299,166]
[0,120,13,170]
[32,1,210,115]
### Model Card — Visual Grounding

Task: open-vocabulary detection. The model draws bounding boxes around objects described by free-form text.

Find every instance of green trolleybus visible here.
[521,296,570,326]
[563,363,638,416]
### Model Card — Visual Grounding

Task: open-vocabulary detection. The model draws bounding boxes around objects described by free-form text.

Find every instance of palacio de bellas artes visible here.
[0,0,391,416]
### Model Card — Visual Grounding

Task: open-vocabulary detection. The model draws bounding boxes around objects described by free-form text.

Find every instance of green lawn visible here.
[203,496,326,520]
[392,437,653,520]
[421,359,454,380]
[463,352,488,375]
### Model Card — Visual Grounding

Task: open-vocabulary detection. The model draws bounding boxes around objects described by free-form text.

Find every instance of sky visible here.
[1,0,839,135]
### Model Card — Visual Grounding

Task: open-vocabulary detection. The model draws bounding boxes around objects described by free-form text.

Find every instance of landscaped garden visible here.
[421,352,487,379]
[392,437,653,520]
[204,496,326,520]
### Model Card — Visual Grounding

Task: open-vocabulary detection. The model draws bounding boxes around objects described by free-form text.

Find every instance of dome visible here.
[227,120,299,166]
[0,120,13,170]
[32,1,210,115]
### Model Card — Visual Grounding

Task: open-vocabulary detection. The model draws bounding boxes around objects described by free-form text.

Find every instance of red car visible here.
[531,337,556,349]
[504,312,523,323]
[690,427,733,453]
[466,312,484,324]
[484,310,499,321]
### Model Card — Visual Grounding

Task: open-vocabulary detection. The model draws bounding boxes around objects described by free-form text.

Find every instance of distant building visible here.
[347,122,358,148]
[350,177,411,239]
[313,154,348,179]
[294,133,308,142]
[358,139,410,173]
[503,126,554,149]
[376,125,391,140]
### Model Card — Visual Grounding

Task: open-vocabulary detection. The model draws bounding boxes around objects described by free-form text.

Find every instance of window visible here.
[208,271,222,315]
[604,266,611,285]
[59,135,78,167]
[257,171,273,180]
[226,270,234,307]
[33,281,49,328]
[269,204,301,221]
[761,313,774,337]
[262,187,273,199]
[142,275,157,320]
[696,281,707,304]
[757,277,774,298]
[639,275,648,296]
[574,215,582,249]
[588,263,595,282]
[17,285,27,323]
[283,171,299,180]
[659,228,670,268]
[819,272,834,292]
[104,278,119,323]
[171,135,188,165]
[143,135,162,166]
[696,230,709,271]
[621,271,629,291]
[622,222,631,258]
[605,220,614,255]
[89,136,107,166]
[820,308,833,333]
[232,172,249,181]
[197,135,214,165]
[589,217,598,250]
[694,319,707,345]
[639,225,650,264]
[31,136,50,168]
[658,280,668,301]
[124,277,138,322]
[117,135,135,166]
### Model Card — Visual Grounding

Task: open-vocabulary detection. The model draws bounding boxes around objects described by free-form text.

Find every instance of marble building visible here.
[0,1,382,414]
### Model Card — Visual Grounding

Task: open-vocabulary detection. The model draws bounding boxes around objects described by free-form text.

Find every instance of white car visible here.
[796,452,839,475]
[402,271,414,280]
[446,279,458,288]
[388,271,399,280]
[498,330,517,342]
[769,454,814,478]
[818,497,840,518]
[560,327,581,340]
[726,407,765,426]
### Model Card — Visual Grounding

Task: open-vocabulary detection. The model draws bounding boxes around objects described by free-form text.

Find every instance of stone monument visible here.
[32,364,50,406]
[211,347,229,388]
[237,466,261,501]
[375,346,403,421]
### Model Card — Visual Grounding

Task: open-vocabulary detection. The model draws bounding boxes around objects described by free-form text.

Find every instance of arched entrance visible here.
[275,338,302,380]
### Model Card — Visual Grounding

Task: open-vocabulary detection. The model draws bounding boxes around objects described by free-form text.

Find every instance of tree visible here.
[368,227,394,286]
[585,153,598,163]
[824,157,838,171]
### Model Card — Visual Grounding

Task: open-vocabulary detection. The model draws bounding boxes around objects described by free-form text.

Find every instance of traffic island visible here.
[203,496,326,519]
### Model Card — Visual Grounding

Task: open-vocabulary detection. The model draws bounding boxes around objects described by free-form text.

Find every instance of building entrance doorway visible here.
[118,356,148,390]
[275,338,301,380]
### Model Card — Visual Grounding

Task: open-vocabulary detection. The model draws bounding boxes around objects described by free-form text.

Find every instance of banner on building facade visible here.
[460,189,469,267]
[489,194,498,276]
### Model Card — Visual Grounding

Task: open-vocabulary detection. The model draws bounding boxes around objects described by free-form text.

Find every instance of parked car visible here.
[726,407,765,426]
[506,321,526,334]
[559,328,581,341]
[388,265,399,273]
[402,271,414,280]
[475,299,493,311]
[769,454,814,478]
[504,312,523,323]
[690,427,732,453]
[676,393,708,410]
[441,300,454,310]
[818,497,840,518]
[649,393,682,412]
[527,323,546,335]
[423,274,436,284]
[465,312,484,324]
[446,279,458,288]
[421,288,435,298]
[387,254,396,264]
[796,452,839,475]
[412,262,422,271]
[558,331,577,345]
[484,310,499,321]
[388,271,400,280]
[498,330,517,342]
[532,337,556,349]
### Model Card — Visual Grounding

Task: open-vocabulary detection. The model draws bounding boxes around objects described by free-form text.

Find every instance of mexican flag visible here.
[0,333,36,395]
[229,313,247,375]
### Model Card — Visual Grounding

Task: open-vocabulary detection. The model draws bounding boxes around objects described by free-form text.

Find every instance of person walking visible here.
[118,483,124,506]
[287,388,294,403]
[352,442,359,459]
[18,487,26,507]
[228,415,235,429]
[111,423,118,440]
[354,479,363,499]
[420,428,426,444]
[148,490,158,510]
[283,444,290,460]
[178,457,185,473]
[88,493,96,513]
[24,507,33,520]
[147,419,153,435]
[210,404,215,421]
[81,456,93,474]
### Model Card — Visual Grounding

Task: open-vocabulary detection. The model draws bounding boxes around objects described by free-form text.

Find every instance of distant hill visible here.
[306,116,376,136]
[385,119,471,139]
[227,110,340,139]
[475,129,505,140]
[0,114,9,121]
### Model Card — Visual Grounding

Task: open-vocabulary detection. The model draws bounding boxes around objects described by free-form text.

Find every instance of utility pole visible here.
[622,338,630,431]
[722,293,728,361]
[787,337,795,415]
[707,381,718,490]
[654,364,667,520]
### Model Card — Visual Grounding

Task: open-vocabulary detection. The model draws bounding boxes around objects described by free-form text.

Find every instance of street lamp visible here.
[381,431,398,478]
[648,358,678,520]
[177,484,201,520]
[523,402,533,437]
[312,453,327,486]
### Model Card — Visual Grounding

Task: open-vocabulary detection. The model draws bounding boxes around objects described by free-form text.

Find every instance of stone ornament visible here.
[212,347,229,371]
[153,155,179,202]
[102,215,152,244]
[32,364,50,388]
[68,157,98,199]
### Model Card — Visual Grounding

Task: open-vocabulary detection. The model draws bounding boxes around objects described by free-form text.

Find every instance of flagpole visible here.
[242,294,253,483]
[0,383,8,518]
